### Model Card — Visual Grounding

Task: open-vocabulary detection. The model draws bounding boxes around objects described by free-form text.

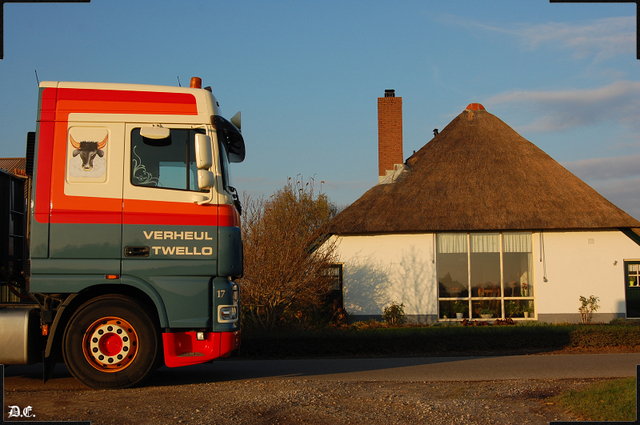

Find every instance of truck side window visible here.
[131,128,206,192]
[218,138,231,192]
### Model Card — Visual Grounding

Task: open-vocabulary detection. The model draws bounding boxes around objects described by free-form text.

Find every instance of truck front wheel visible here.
[63,295,160,389]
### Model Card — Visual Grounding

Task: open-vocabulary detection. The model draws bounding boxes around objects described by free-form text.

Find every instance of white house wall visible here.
[534,230,640,322]
[334,229,640,323]
[334,234,437,318]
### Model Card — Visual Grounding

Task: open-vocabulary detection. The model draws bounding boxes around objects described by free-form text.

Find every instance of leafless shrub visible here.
[239,176,338,329]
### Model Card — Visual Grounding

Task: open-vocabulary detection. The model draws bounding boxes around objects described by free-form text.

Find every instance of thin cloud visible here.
[562,156,640,220]
[487,80,640,133]
[515,17,635,62]
[442,15,635,62]
[563,154,640,181]
[587,177,640,221]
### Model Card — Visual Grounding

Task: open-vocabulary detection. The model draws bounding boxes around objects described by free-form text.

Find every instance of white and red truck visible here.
[0,77,245,389]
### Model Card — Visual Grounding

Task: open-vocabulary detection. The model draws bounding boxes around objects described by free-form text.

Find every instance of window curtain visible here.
[438,233,532,253]
[471,233,499,253]
[437,234,468,254]
[503,233,532,253]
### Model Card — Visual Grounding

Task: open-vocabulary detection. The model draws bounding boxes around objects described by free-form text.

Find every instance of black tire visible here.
[62,295,160,389]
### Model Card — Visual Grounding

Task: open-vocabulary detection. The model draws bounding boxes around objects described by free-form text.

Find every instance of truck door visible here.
[33,124,124,293]
[122,124,218,329]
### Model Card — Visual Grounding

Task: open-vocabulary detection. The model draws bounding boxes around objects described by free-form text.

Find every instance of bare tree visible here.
[239,177,338,329]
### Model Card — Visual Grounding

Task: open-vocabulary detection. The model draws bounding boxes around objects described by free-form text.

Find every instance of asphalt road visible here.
[4,353,640,390]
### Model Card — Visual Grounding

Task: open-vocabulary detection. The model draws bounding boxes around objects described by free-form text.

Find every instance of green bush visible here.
[238,322,640,359]
[569,325,640,348]
[578,295,600,324]
[382,302,406,326]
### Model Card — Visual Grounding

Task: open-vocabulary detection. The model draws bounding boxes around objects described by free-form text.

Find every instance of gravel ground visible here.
[4,377,601,424]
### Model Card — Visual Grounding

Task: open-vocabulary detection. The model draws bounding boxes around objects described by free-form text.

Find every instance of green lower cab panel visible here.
[29,259,121,293]
[122,260,215,329]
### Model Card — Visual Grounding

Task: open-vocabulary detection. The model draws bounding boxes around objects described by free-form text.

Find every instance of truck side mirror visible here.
[194,133,213,169]
[197,169,215,190]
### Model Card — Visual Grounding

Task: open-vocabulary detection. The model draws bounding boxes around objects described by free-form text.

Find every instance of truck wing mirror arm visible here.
[229,186,242,215]
[195,170,215,205]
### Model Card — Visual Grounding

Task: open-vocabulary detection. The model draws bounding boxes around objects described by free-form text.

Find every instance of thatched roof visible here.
[0,158,26,177]
[328,106,640,235]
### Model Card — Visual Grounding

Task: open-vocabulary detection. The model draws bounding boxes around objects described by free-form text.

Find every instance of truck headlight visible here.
[219,306,238,322]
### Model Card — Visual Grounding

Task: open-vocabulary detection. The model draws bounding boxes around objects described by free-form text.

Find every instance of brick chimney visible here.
[378,89,403,182]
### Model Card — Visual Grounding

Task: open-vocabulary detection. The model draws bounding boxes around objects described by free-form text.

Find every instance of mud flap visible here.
[42,352,56,384]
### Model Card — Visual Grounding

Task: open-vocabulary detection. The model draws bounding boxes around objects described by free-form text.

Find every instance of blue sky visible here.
[1,1,639,218]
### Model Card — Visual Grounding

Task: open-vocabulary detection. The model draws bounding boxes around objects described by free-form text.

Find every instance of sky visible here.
[1,1,639,218]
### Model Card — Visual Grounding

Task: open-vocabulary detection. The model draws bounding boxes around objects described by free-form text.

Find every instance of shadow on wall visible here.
[618,299,628,318]
[343,256,391,315]
[343,246,436,317]
[389,246,437,315]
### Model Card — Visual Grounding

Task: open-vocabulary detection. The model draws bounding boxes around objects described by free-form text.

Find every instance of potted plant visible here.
[479,307,494,319]
[505,301,520,318]
[522,302,534,318]
[452,301,468,319]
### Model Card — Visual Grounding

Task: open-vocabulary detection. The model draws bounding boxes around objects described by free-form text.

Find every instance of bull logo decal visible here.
[70,134,108,171]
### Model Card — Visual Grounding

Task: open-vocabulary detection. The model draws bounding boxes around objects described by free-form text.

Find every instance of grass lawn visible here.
[553,377,637,422]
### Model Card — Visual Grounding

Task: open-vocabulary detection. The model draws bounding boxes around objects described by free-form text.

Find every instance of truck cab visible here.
[0,77,245,389]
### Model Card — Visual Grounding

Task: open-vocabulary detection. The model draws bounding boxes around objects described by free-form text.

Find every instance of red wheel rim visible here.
[82,317,139,372]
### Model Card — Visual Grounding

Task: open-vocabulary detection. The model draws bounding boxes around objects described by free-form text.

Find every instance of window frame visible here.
[437,232,535,320]
[129,126,207,193]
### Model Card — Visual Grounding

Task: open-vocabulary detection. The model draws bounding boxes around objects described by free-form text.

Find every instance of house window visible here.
[628,263,640,287]
[324,264,343,292]
[438,233,534,320]
[323,264,344,312]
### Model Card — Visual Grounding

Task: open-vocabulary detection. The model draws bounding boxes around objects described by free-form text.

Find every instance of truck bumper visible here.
[162,330,241,368]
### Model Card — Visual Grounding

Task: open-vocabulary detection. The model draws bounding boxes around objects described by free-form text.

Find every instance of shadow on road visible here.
[3,356,483,390]
[4,353,639,391]
[146,356,482,387]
